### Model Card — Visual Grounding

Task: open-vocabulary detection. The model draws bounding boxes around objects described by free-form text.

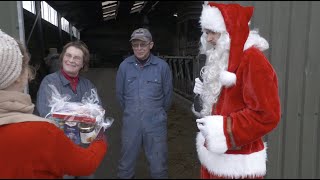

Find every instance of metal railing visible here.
[161,55,204,101]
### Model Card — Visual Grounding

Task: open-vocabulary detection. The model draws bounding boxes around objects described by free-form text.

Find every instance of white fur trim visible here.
[202,115,228,154]
[219,71,236,87]
[244,30,269,51]
[200,4,226,33]
[196,133,267,178]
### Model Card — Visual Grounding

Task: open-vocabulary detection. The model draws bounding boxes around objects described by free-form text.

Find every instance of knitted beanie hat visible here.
[0,29,23,89]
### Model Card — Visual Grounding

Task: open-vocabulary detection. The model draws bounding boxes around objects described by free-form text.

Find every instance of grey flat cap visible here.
[130,28,152,42]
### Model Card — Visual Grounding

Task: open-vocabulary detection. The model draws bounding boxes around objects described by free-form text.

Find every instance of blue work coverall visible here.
[116,54,173,178]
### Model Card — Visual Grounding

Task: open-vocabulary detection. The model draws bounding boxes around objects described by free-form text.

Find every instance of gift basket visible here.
[45,84,114,144]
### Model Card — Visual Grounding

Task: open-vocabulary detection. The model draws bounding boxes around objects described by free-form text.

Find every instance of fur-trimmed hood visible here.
[200,2,269,52]
[244,30,269,51]
[200,2,255,72]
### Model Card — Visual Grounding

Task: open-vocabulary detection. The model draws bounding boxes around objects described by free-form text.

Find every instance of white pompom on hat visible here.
[0,29,23,89]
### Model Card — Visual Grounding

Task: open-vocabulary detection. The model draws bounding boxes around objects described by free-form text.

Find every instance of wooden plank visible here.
[300,1,320,178]
[282,2,309,178]
[265,1,291,179]
[251,1,272,60]
[317,96,320,178]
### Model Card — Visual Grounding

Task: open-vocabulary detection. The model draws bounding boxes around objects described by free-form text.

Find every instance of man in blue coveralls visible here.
[116,28,173,179]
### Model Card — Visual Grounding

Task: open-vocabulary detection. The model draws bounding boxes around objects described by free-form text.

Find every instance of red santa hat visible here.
[200,2,254,73]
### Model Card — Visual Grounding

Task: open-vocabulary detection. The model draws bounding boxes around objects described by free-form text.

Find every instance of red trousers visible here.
[200,166,264,179]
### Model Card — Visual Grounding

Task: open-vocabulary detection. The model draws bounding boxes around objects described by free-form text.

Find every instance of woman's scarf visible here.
[0,90,54,126]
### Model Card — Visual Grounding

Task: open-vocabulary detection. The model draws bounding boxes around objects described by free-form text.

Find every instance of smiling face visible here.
[62,46,84,77]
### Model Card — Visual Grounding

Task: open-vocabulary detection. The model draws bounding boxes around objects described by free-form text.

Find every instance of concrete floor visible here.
[82,68,200,179]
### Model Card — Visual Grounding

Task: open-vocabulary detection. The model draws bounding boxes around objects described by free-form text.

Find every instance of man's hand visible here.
[193,77,204,95]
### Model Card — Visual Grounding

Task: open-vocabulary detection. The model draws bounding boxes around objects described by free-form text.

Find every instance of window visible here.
[22,1,36,14]
[101,1,119,21]
[41,1,58,26]
[130,1,146,14]
[71,26,80,39]
[61,17,69,33]
[76,30,81,40]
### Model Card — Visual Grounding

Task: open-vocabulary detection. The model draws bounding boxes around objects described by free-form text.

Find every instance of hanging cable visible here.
[147,1,159,14]
[26,12,41,46]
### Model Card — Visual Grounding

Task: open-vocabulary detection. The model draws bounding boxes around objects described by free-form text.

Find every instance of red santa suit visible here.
[195,2,281,179]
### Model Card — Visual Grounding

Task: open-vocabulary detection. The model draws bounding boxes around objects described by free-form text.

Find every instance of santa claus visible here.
[192,2,281,179]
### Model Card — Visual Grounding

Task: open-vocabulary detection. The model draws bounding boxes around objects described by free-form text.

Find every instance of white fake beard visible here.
[199,32,230,116]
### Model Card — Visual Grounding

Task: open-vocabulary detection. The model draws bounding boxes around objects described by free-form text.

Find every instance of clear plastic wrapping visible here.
[46,84,113,144]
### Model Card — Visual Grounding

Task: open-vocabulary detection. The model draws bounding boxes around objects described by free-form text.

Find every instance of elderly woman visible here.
[0,30,107,178]
[36,41,102,118]
[36,38,104,179]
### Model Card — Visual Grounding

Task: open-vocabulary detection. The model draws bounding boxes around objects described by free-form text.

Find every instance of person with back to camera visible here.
[0,29,107,178]
[192,2,281,179]
[116,28,173,179]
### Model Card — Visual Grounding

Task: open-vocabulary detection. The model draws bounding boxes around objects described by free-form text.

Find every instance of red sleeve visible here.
[228,49,281,147]
[53,128,107,176]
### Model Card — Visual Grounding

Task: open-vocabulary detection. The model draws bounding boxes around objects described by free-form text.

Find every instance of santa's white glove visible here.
[196,116,213,138]
[193,78,203,95]
[196,115,228,154]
